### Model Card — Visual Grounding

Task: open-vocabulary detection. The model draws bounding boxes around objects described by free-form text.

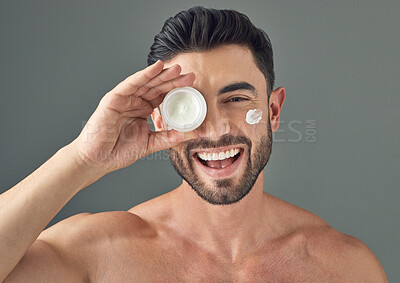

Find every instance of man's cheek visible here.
[250,119,270,141]
[230,120,250,137]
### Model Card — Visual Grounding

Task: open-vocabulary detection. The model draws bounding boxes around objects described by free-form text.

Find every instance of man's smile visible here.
[190,145,246,178]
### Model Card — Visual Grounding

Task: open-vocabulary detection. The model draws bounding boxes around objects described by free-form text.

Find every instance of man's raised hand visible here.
[73,60,197,174]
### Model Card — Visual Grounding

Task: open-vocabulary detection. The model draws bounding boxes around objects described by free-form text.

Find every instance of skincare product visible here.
[162,87,207,132]
[246,109,262,124]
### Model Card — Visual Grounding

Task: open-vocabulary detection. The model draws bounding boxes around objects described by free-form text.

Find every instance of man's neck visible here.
[170,173,274,262]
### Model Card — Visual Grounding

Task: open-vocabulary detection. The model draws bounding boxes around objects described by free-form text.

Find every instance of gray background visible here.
[1,0,399,281]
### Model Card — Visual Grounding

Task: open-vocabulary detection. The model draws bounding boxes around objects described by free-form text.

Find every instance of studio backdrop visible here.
[1,0,398,281]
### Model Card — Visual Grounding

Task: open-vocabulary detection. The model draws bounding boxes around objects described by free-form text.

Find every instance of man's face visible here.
[160,45,273,205]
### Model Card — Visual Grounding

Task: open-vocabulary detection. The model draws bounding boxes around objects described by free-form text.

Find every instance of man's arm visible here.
[0,144,102,282]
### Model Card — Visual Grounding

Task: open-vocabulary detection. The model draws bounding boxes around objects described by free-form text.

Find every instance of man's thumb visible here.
[147,129,198,154]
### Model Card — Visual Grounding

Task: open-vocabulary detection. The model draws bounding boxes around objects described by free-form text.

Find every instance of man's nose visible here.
[196,103,231,139]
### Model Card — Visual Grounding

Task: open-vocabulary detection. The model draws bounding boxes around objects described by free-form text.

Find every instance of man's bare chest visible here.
[88,238,337,282]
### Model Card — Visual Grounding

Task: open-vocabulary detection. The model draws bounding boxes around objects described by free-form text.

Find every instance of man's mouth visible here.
[191,146,245,178]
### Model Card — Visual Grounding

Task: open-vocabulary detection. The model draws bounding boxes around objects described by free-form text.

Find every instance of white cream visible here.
[166,93,200,126]
[246,109,262,124]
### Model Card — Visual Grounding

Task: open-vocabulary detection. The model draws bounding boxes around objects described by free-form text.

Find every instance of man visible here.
[1,6,387,282]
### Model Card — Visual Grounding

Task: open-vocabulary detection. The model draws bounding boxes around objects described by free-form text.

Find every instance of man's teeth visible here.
[197,148,240,161]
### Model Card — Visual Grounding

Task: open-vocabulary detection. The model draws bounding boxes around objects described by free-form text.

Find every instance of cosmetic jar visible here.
[162,87,207,132]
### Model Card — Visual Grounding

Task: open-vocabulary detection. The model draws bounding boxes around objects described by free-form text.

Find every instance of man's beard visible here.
[168,118,273,205]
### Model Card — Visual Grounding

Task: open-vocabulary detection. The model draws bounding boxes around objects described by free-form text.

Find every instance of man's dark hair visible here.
[147,6,275,97]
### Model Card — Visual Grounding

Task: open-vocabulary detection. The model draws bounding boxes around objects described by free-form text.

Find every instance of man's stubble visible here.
[168,118,272,205]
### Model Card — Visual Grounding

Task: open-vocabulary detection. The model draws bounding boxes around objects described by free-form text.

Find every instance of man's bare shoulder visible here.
[286,210,387,281]
[300,226,388,282]
[266,194,388,282]
[38,210,155,258]
[40,210,152,240]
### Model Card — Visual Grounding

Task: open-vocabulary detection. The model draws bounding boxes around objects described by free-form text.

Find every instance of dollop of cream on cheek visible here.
[246,109,263,124]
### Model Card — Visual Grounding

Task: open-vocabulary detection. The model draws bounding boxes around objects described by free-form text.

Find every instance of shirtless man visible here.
[1,6,388,282]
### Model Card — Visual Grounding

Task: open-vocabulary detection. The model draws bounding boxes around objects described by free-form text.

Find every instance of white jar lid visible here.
[162,87,207,132]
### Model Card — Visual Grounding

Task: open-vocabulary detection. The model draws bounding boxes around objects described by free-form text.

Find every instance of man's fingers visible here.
[99,62,194,119]
[100,91,148,114]
[135,64,182,97]
[141,73,196,101]
[110,60,164,96]
[147,93,167,109]
[101,72,195,113]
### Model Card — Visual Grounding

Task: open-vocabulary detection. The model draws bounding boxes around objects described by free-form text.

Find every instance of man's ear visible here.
[269,86,286,133]
[151,107,165,131]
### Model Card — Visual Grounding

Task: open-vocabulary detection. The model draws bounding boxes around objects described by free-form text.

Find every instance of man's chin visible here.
[215,177,235,189]
[192,173,236,189]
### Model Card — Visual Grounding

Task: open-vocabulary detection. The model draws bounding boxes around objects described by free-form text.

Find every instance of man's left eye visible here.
[227,97,248,102]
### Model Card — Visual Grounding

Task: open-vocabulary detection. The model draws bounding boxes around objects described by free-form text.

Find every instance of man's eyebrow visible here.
[217,82,258,97]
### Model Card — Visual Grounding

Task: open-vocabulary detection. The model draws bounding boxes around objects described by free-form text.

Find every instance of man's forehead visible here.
[164,44,265,92]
